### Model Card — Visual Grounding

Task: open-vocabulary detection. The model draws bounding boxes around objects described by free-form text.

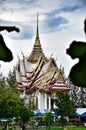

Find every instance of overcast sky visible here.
[0,0,86,77]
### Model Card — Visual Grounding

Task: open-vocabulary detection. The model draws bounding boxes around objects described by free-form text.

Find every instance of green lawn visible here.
[68,126,86,130]
[38,127,63,130]
[49,128,63,130]
[37,126,86,130]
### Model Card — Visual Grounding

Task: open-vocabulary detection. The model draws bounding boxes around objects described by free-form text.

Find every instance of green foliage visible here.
[58,117,68,126]
[42,112,54,130]
[6,71,19,92]
[54,92,76,126]
[55,92,76,118]
[0,71,33,122]
[0,73,6,88]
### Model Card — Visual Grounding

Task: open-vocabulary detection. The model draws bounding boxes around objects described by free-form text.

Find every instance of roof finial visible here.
[36,12,39,39]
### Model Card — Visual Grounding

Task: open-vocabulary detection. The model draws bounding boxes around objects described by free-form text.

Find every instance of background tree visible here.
[0,73,7,88]
[69,81,86,108]
[54,91,76,126]
[6,70,18,92]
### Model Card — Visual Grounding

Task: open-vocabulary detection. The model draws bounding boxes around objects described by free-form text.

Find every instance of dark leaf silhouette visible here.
[0,26,20,62]
[0,34,13,62]
[84,19,86,34]
[66,19,86,87]
[0,26,20,33]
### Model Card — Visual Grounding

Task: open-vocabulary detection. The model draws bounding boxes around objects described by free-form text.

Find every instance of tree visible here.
[0,73,7,88]
[0,71,33,122]
[42,112,54,130]
[0,83,33,122]
[6,70,18,92]
[54,91,76,126]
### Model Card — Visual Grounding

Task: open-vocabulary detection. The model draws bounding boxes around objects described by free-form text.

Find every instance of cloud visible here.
[40,16,69,33]
[61,5,81,12]
[39,4,81,33]
[9,25,34,40]
[0,19,35,40]
[0,0,85,43]
[0,19,18,26]
[77,0,86,7]
[45,5,81,16]
[0,0,86,77]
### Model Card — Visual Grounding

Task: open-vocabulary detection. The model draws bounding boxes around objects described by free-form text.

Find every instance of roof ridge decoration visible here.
[28,13,47,63]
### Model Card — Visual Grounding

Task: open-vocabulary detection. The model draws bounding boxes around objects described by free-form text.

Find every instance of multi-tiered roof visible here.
[15,14,69,94]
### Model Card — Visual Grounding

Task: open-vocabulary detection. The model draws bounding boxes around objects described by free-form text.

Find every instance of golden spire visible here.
[35,12,40,45]
[28,13,47,63]
[36,12,39,39]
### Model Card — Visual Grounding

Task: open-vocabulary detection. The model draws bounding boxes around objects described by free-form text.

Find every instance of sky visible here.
[0,0,86,77]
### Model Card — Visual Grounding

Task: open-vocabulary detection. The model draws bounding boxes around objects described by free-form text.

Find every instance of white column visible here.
[45,93,47,109]
[49,96,51,110]
[42,93,45,109]
[34,96,36,106]
[41,93,44,109]
[38,92,41,109]
[54,102,56,109]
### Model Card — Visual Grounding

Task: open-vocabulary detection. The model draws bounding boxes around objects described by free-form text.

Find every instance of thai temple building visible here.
[15,14,69,113]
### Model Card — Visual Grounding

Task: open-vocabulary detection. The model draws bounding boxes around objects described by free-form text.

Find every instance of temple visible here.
[15,14,69,112]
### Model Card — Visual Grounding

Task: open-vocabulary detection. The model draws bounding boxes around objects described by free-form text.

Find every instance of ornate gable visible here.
[47,58,58,71]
